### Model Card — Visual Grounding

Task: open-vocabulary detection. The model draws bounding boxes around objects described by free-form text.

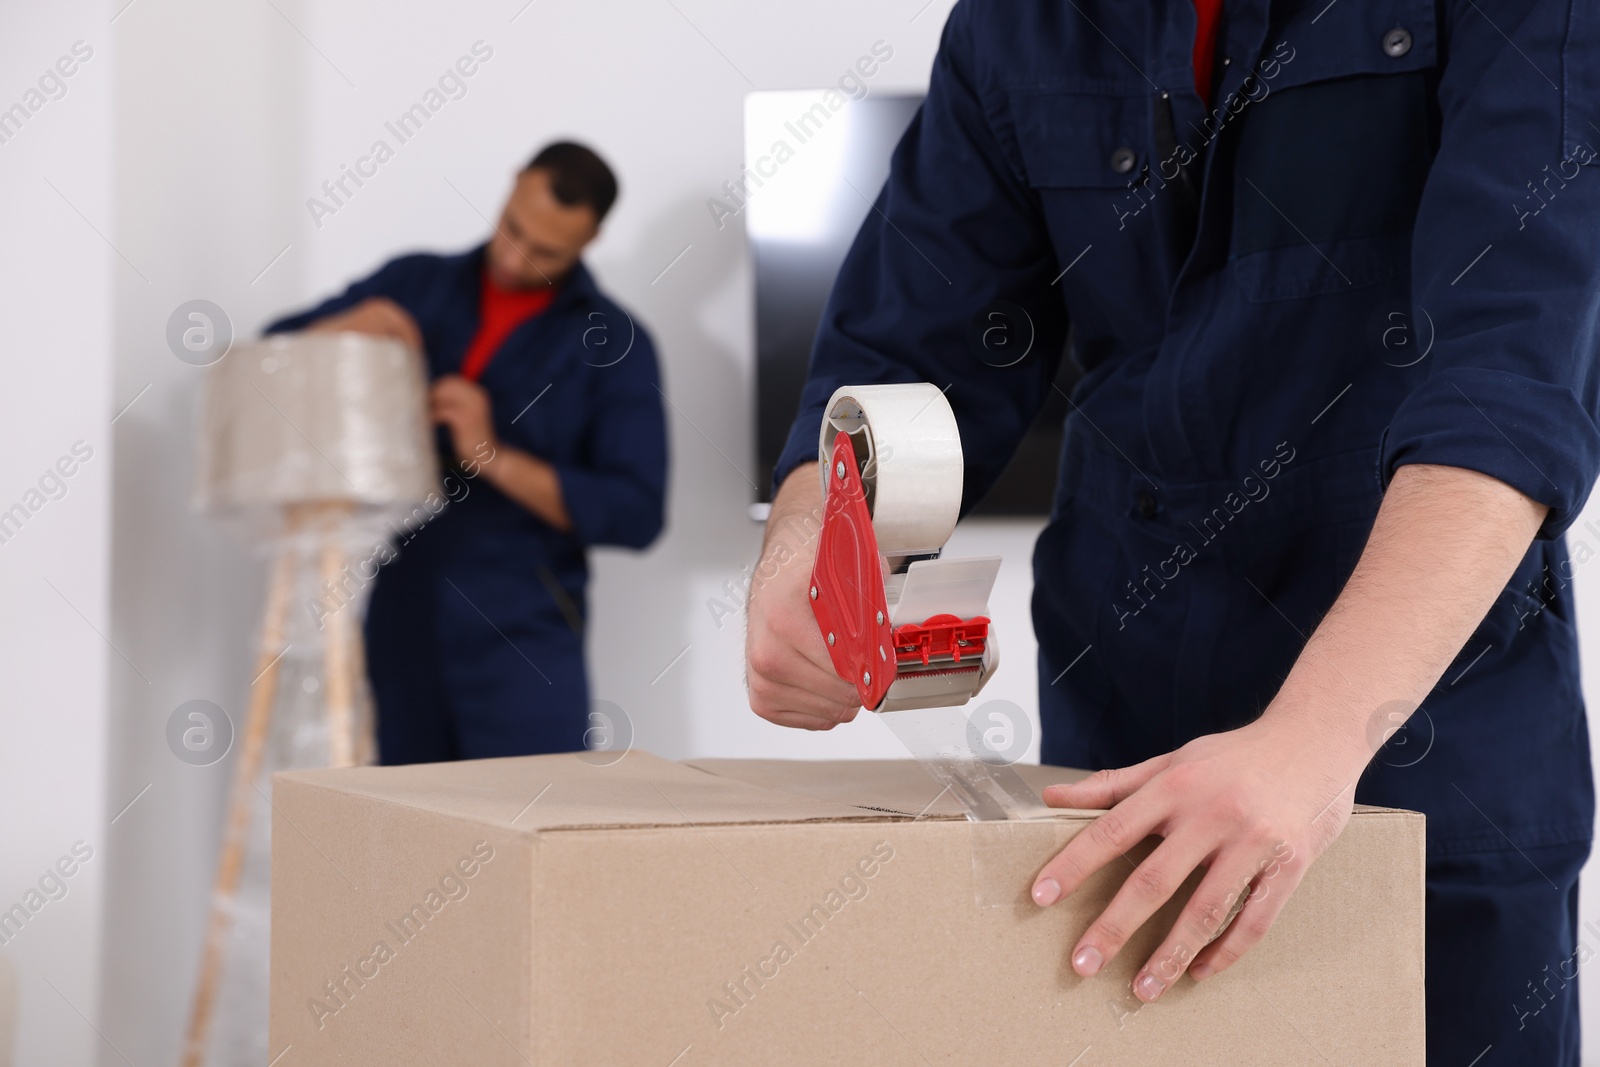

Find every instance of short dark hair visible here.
[524,141,618,222]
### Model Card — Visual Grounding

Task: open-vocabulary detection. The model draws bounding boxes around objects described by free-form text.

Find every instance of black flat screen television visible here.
[746,89,1077,514]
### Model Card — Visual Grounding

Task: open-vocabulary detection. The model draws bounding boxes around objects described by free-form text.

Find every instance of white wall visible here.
[0,5,112,1067]
[98,1,308,1064]
[1567,493,1600,1065]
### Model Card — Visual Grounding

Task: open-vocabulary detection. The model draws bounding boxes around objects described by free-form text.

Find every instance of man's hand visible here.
[430,375,574,532]
[1030,463,1547,1001]
[745,463,863,730]
[1035,716,1360,1000]
[430,375,498,461]
[306,297,423,351]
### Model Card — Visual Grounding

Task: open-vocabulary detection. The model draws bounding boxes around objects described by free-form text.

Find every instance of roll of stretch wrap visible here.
[816,384,963,558]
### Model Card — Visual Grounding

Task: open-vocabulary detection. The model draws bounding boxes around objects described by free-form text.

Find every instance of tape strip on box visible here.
[877,706,1048,822]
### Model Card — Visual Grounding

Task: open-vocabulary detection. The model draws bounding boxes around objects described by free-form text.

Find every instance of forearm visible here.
[752,464,824,601]
[760,464,822,554]
[479,445,573,532]
[1265,462,1547,773]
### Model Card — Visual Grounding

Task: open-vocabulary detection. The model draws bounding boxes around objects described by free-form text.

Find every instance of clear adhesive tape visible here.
[816,383,963,557]
[877,706,1050,823]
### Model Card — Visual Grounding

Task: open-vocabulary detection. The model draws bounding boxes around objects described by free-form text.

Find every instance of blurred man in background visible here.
[269,141,667,763]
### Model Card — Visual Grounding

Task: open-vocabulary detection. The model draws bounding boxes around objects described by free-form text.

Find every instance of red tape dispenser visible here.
[808,384,1000,713]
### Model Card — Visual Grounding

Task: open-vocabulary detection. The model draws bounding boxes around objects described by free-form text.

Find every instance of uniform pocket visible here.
[1232,230,1413,301]
[1006,90,1152,189]
[1001,89,1172,335]
[1230,71,1436,302]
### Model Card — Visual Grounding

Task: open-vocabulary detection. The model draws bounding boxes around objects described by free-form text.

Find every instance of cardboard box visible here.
[270,752,1424,1065]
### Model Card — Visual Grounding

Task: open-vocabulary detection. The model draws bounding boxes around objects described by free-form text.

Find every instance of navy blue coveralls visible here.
[269,246,667,762]
[774,0,1600,1060]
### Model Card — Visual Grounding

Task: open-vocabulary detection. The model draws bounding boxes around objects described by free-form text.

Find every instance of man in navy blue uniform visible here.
[270,142,666,764]
[745,1,1599,1061]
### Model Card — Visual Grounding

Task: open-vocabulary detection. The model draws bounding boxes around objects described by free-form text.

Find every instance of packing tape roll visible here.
[817,383,962,557]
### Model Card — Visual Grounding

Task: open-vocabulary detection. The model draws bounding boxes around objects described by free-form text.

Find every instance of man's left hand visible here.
[1026,465,1546,1003]
[430,375,498,465]
[1031,714,1363,1001]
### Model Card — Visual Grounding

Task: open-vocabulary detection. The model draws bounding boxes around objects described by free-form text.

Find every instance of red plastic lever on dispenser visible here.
[809,431,896,709]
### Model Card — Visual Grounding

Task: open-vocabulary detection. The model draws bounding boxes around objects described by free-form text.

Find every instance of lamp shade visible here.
[193,332,439,513]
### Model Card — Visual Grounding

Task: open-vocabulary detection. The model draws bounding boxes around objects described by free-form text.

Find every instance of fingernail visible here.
[1032,878,1061,906]
[1072,945,1103,976]
[1134,972,1165,1002]
[1190,963,1213,982]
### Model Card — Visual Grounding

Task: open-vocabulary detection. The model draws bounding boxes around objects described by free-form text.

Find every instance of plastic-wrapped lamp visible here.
[184,332,439,1067]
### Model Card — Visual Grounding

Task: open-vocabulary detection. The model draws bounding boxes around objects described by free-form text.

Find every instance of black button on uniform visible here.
[1135,491,1158,519]
[1384,27,1413,57]
[1110,147,1137,175]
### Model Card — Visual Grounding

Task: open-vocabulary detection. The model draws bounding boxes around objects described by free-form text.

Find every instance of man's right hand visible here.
[745,462,863,730]
[306,297,423,352]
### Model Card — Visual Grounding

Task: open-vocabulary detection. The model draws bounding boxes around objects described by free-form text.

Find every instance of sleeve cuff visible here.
[552,463,610,545]
[551,463,663,549]
[1380,366,1600,538]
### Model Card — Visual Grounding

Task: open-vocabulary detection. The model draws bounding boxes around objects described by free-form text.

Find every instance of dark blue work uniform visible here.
[774,0,1600,1060]
[270,246,667,762]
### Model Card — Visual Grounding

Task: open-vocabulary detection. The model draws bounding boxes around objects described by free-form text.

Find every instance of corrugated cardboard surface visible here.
[271,752,1425,1065]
